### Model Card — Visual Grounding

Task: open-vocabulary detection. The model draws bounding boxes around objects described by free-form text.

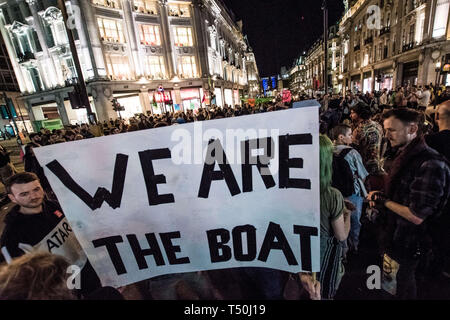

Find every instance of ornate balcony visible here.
[364,37,373,45]
[380,26,391,36]
[17,51,36,63]
[402,42,415,52]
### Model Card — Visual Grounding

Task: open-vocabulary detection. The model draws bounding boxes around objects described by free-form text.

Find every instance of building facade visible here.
[339,0,450,93]
[288,55,307,96]
[0,31,31,135]
[304,24,341,96]
[0,0,256,128]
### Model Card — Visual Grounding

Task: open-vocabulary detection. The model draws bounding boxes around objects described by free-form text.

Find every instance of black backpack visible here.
[332,148,355,197]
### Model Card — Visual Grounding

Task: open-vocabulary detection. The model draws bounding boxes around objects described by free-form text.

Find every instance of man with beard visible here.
[0,172,101,295]
[367,108,450,299]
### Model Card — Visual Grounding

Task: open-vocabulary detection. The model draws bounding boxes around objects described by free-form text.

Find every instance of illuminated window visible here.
[97,18,126,43]
[92,0,121,9]
[138,24,161,46]
[173,27,193,47]
[133,0,157,14]
[54,20,68,46]
[144,56,166,79]
[168,3,191,17]
[177,55,197,78]
[106,55,132,80]
[432,0,449,38]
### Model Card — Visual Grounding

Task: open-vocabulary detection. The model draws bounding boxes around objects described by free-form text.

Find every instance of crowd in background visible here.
[0,82,449,300]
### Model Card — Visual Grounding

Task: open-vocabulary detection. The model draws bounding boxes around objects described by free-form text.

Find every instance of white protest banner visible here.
[33,107,320,288]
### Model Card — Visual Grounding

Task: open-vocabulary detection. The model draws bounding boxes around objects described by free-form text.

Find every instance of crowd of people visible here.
[0,83,449,300]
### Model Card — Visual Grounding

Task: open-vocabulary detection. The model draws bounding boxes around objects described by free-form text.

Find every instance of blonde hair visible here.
[0,252,76,300]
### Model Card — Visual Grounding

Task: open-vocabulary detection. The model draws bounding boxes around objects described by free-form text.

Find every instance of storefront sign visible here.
[34,107,320,288]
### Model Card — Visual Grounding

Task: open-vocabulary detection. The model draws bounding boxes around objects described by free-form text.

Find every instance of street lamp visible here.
[322,0,328,95]
[434,60,442,109]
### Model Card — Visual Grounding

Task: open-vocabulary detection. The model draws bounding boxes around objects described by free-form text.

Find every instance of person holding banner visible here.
[0,172,101,296]
[300,135,352,300]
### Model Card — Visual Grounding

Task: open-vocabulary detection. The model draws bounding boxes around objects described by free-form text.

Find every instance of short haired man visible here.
[28,133,42,148]
[0,172,100,294]
[416,85,431,111]
[426,100,450,160]
[424,100,450,279]
[331,124,369,254]
[368,108,450,299]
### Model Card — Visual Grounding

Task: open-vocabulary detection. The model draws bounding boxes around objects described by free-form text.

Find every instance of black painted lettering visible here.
[59,229,69,242]
[138,149,175,206]
[46,154,128,210]
[241,138,276,192]
[92,236,127,275]
[206,228,232,263]
[51,231,62,246]
[159,232,190,265]
[63,222,72,233]
[47,239,59,252]
[257,222,298,265]
[198,139,241,198]
[126,233,165,269]
[278,134,312,189]
[232,225,257,261]
[293,225,318,272]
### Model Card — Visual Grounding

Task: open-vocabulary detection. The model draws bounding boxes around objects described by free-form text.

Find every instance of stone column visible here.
[76,0,108,78]
[121,0,140,79]
[24,0,58,88]
[158,0,175,78]
[23,100,38,132]
[139,88,152,114]
[55,93,70,125]
[191,1,208,78]
[68,0,95,80]
[92,85,117,122]
[371,68,375,92]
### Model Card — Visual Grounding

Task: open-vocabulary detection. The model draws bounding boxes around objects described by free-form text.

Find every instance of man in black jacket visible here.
[0,172,100,295]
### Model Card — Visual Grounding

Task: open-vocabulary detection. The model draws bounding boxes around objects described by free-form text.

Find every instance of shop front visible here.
[113,92,144,119]
[180,88,203,111]
[351,75,361,93]
[402,61,419,87]
[150,89,174,114]
[233,89,240,107]
[363,72,373,93]
[375,67,394,91]
[224,88,233,106]
[214,88,223,107]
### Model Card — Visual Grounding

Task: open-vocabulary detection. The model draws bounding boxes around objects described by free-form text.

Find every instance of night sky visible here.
[221,0,345,77]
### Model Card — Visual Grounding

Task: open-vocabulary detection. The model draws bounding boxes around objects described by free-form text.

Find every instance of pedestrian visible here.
[0,172,102,295]
[368,108,450,299]
[332,124,369,255]
[351,102,384,177]
[424,100,450,280]
[416,85,431,112]
[0,145,16,189]
[299,135,352,300]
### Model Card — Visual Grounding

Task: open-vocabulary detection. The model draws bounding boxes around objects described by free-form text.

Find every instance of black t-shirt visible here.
[425,130,450,161]
[0,200,64,262]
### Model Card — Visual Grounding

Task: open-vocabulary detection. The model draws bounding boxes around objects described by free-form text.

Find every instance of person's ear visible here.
[409,123,418,135]
[8,193,17,204]
[338,134,344,142]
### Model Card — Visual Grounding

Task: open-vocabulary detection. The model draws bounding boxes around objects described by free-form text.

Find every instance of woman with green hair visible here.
[300,134,352,300]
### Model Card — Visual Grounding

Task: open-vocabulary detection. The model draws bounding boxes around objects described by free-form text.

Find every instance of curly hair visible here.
[0,252,76,300]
